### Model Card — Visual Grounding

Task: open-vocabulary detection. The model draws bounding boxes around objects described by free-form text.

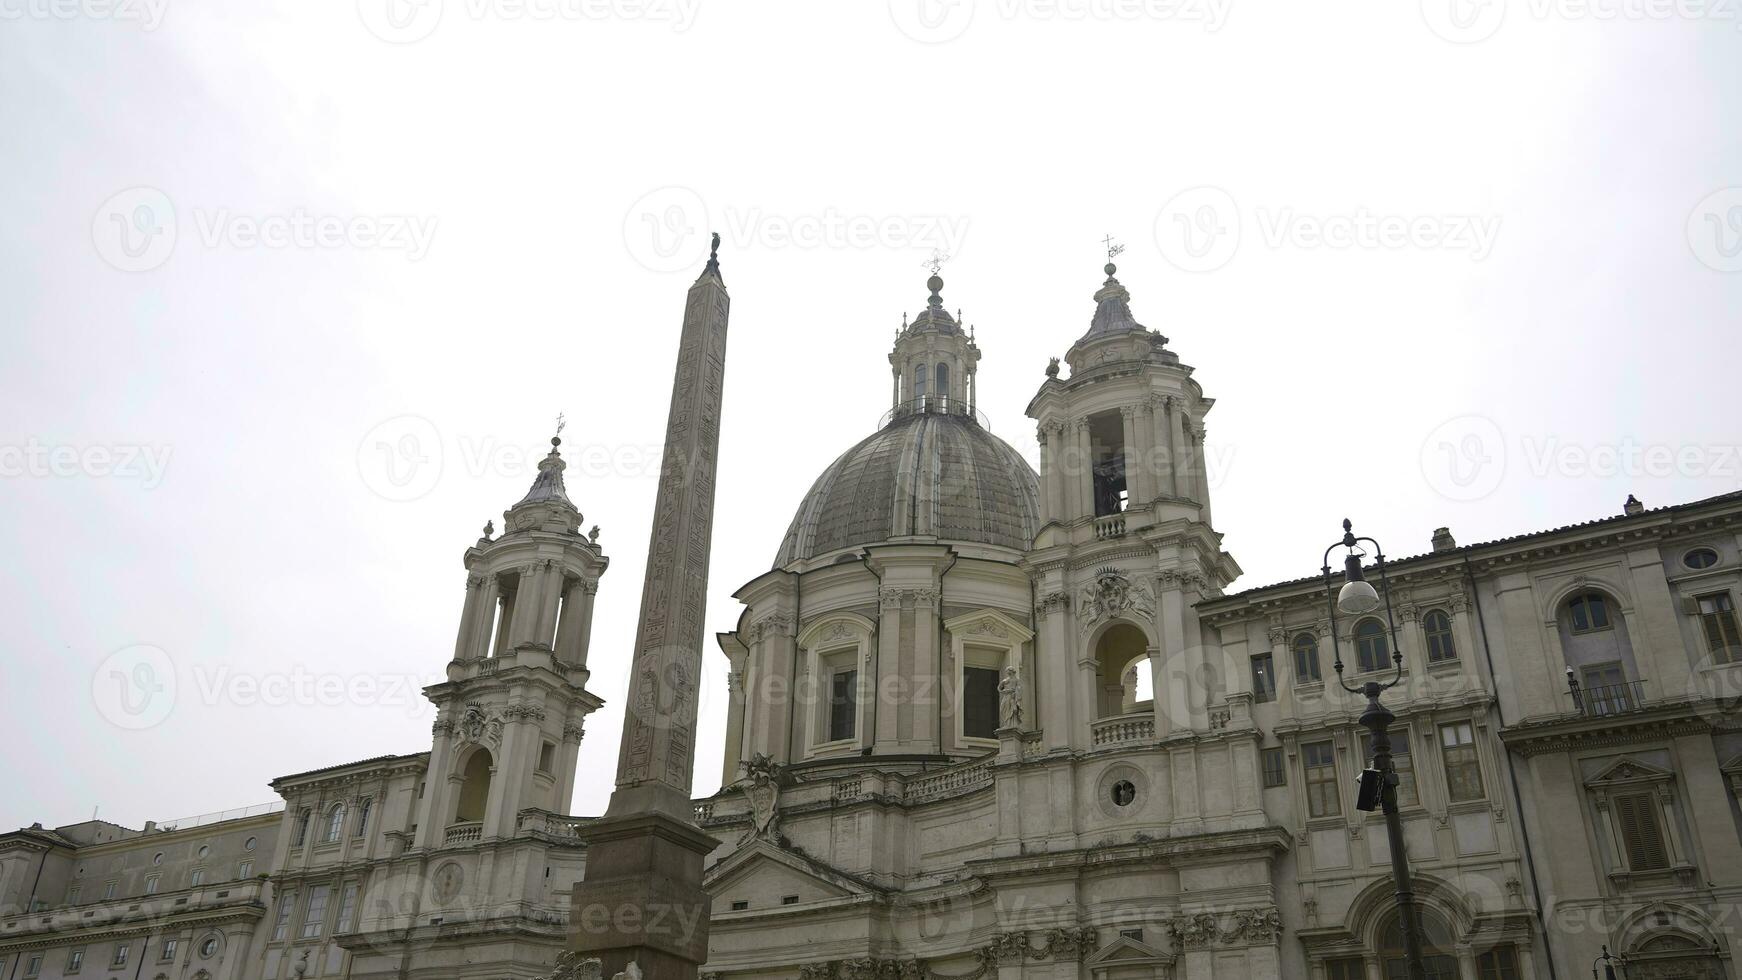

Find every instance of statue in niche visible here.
[997,666,1023,730]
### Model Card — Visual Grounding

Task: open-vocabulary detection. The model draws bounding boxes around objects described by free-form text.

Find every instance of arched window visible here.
[1378,909,1458,980]
[913,363,927,400]
[324,804,345,843]
[1291,632,1321,683]
[1422,610,1456,663]
[935,363,950,406]
[1568,592,1611,634]
[1354,619,1390,673]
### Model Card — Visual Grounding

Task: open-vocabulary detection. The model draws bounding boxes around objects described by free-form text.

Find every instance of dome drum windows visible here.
[797,615,875,758]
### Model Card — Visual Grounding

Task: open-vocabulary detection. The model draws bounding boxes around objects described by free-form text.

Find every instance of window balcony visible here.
[1093,512,1127,540]
[1568,680,1648,718]
[443,821,483,846]
[1091,713,1154,747]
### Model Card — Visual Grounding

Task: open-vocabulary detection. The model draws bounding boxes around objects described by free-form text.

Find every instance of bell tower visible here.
[1024,255,1240,759]
[414,433,608,847]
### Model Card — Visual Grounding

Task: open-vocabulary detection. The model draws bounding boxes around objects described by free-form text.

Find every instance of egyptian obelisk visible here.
[568,236,727,980]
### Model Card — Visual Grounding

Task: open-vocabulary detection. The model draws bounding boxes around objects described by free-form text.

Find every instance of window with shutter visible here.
[1613,792,1669,870]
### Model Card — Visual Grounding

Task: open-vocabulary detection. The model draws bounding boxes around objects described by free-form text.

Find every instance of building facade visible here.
[4,262,1740,980]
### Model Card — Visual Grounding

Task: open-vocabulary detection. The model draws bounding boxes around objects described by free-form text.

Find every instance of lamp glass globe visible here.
[1337,579,1381,615]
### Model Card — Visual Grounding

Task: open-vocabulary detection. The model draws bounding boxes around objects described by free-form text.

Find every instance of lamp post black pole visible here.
[1323,519,1427,980]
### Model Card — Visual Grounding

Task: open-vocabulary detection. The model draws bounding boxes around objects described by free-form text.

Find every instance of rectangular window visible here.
[1304,740,1341,818]
[1613,792,1670,871]
[189,868,205,887]
[963,665,1000,739]
[1478,945,1520,980]
[67,885,81,905]
[1440,721,1485,802]
[355,798,373,838]
[336,882,360,932]
[537,741,556,773]
[238,861,252,879]
[160,939,177,962]
[1261,747,1286,787]
[273,891,297,941]
[1697,592,1742,664]
[294,808,312,846]
[1251,653,1276,703]
[781,895,799,906]
[144,874,159,895]
[1326,958,1365,980]
[1293,637,1321,684]
[24,955,41,978]
[103,881,117,900]
[67,949,84,973]
[729,900,748,911]
[301,885,331,939]
[1361,728,1418,807]
[112,944,129,968]
[828,668,858,742]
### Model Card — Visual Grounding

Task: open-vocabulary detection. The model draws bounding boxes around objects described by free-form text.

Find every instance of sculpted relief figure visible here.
[997,665,1023,730]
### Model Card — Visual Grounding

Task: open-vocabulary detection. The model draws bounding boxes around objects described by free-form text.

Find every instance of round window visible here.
[1110,780,1137,807]
[200,938,219,958]
[1685,548,1719,570]
[197,845,209,859]
[152,853,164,866]
[244,837,257,851]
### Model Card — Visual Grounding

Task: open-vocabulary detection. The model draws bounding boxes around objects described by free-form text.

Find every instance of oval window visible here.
[152,853,164,866]
[244,837,257,851]
[1684,548,1719,570]
[1110,780,1137,807]
[200,938,219,958]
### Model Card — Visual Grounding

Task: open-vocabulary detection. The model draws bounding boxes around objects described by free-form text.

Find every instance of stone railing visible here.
[832,777,864,801]
[1093,512,1126,540]
[518,809,589,840]
[444,821,483,846]
[694,801,715,822]
[903,760,993,802]
[1091,714,1154,747]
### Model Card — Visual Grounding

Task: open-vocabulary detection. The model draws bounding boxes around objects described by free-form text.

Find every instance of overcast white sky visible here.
[2,0,1739,832]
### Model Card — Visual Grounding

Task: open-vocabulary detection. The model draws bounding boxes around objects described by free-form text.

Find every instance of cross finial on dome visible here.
[1102,233,1126,279]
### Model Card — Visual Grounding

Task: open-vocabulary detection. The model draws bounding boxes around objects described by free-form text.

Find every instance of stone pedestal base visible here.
[568,812,719,980]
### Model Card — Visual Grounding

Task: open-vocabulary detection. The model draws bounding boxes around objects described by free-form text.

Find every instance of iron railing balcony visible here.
[1567,680,1648,718]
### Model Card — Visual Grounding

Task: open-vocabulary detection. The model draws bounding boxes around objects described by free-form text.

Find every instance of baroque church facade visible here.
[5,260,1742,980]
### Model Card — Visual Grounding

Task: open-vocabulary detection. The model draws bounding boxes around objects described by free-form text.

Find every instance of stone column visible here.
[537,562,566,648]
[875,591,904,752]
[1120,405,1146,509]
[1036,425,1056,524]
[1131,400,1155,507]
[452,574,483,662]
[472,574,501,659]
[1037,592,1075,752]
[1166,397,1186,498]
[913,588,942,750]
[1191,421,1213,524]
[1074,417,1095,519]
[569,245,727,980]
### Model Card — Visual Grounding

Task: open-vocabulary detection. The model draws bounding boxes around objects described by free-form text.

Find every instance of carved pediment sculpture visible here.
[455,701,503,748]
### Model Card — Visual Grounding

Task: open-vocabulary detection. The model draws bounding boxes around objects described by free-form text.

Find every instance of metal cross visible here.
[1102,234,1126,262]
[922,249,950,275]
[555,412,567,437]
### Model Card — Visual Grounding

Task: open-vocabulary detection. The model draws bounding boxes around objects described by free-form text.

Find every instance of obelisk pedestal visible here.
[568,239,729,980]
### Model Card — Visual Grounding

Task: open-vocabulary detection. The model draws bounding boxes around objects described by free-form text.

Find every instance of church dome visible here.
[774,408,1042,567]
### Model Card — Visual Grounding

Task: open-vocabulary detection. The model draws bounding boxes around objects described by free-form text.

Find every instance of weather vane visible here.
[922,249,950,275]
[1102,234,1126,262]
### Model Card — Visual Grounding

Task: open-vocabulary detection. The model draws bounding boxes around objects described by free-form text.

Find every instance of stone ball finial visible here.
[1105,262,1117,277]
[927,273,944,306]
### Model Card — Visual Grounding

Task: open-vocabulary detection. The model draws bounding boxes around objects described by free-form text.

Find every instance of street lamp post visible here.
[1592,945,1623,980]
[1322,518,1427,980]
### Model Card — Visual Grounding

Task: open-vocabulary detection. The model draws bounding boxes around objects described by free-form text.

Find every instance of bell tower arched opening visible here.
[454,747,493,824]
[1094,622,1151,719]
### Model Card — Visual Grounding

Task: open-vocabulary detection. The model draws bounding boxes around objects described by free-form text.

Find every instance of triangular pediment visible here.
[1722,754,1742,776]
[1588,757,1674,786]
[704,839,875,909]
[1086,934,1171,966]
[944,608,1035,643]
